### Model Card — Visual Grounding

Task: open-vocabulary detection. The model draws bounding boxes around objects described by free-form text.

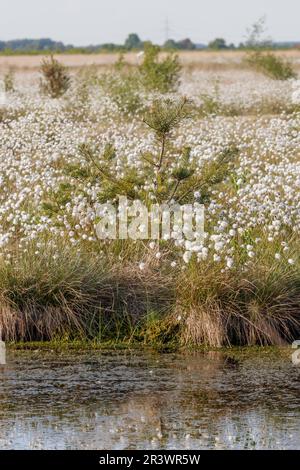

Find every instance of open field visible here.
[1,51,300,347]
[1,49,300,71]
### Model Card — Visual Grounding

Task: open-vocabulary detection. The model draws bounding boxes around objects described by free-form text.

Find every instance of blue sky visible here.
[0,0,299,45]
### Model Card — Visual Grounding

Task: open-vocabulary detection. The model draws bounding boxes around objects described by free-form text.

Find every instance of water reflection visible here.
[0,350,299,449]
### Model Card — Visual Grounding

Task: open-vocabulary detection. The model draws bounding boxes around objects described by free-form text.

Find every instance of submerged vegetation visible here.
[0,50,300,348]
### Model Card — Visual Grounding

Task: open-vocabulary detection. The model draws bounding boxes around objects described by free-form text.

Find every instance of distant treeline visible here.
[0,34,299,54]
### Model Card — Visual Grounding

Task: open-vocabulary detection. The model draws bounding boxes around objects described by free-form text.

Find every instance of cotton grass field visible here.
[1,50,300,347]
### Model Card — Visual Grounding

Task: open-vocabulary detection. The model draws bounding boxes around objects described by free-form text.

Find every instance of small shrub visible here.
[247,51,297,80]
[199,93,221,115]
[79,97,235,206]
[139,42,181,93]
[114,53,127,72]
[98,47,181,113]
[3,70,15,93]
[98,56,143,116]
[40,55,71,98]
[79,97,193,203]
[73,65,99,106]
[99,73,143,115]
[244,17,297,80]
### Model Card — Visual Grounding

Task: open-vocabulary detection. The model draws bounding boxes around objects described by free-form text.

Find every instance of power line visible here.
[165,17,170,42]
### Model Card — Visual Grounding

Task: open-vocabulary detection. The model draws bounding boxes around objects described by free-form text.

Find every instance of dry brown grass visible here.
[176,256,300,347]
[1,50,300,72]
[0,243,174,342]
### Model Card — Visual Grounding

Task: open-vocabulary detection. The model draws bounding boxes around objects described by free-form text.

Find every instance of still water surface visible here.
[0,350,299,449]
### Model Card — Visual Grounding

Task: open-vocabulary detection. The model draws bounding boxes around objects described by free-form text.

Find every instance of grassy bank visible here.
[0,236,299,347]
[9,341,294,364]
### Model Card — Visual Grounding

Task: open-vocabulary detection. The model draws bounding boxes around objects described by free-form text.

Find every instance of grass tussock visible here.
[0,242,174,342]
[1,237,299,348]
[176,248,300,347]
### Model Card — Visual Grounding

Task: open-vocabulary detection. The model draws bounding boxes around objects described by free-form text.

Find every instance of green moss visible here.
[8,341,292,360]
[8,339,177,353]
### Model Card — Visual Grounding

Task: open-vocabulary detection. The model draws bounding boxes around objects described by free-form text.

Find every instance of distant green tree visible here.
[163,38,196,50]
[177,38,196,50]
[208,38,228,50]
[3,38,66,52]
[163,39,179,50]
[124,33,143,50]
